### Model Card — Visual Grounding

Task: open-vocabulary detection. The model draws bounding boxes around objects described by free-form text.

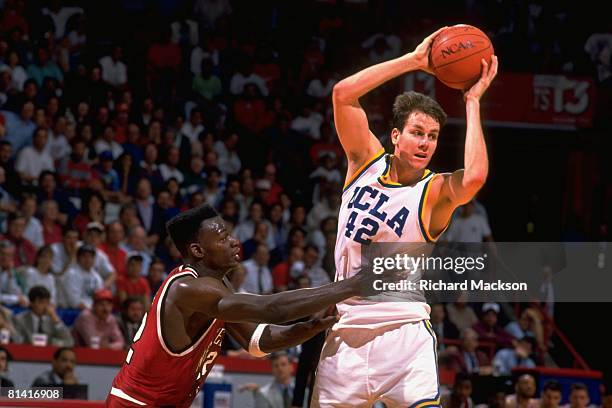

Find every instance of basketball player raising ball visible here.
[311,28,498,407]
[106,205,394,407]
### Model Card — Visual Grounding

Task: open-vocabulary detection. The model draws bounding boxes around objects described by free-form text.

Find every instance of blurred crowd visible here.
[0,0,609,403]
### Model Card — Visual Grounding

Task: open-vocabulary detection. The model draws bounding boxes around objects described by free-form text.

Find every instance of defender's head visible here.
[166,204,240,271]
[390,91,447,170]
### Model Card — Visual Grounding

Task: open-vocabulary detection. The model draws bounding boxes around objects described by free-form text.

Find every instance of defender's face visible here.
[197,218,241,271]
[392,112,440,170]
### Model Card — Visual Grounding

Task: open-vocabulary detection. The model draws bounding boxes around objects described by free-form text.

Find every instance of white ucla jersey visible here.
[335,148,439,329]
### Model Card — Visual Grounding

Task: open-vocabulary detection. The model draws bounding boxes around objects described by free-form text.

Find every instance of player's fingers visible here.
[489,55,499,79]
[480,58,489,79]
[426,26,448,42]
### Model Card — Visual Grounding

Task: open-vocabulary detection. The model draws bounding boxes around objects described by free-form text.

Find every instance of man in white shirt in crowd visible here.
[99,46,128,89]
[241,243,273,295]
[83,222,116,288]
[444,200,493,243]
[56,244,103,309]
[180,108,205,144]
[15,127,54,185]
[50,226,80,275]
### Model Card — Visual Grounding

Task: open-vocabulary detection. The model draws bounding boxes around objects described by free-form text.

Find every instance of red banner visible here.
[403,72,595,129]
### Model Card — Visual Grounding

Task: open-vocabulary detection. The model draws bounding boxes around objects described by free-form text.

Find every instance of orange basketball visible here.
[430,24,494,90]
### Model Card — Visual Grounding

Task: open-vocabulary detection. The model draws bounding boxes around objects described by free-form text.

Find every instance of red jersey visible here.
[107,265,225,407]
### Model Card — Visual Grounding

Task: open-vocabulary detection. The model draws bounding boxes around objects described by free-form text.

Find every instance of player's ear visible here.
[188,242,205,259]
[390,128,400,145]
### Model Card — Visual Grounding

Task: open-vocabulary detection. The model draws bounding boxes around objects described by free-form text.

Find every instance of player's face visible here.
[541,390,562,408]
[198,218,241,271]
[392,112,440,170]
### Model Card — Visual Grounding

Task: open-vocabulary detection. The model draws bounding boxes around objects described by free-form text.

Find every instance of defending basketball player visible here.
[311,28,498,407]
[106,204,391,407]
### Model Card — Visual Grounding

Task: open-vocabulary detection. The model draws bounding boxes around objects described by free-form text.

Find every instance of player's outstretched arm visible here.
[175,277,354,324]
[175,265,387,325]
[334,27,447,175]
[428,56,499,236]
[226,314,336,354]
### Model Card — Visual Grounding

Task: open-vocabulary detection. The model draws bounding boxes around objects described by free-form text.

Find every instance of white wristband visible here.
[248,324,270,358]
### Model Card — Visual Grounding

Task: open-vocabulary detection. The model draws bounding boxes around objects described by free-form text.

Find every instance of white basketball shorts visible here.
[311,320,439,408]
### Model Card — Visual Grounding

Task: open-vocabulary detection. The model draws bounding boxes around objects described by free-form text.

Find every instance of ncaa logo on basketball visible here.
[440,40,475,58]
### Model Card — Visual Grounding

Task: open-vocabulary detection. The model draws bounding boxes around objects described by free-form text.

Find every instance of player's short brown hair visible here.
[391,91,447,130]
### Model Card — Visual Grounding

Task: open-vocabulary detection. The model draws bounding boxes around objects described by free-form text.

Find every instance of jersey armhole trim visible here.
[342,148,386,193]
[156,269,216,357]
[418,174,450,242]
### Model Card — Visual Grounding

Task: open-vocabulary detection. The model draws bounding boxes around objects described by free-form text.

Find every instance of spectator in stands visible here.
[134,178,163,245]
[58,137,97,196]
[0,346,14,387]
[21,195,43,249]
[121,226,152,276]
[540,380,562,408]
[242,221,271,260]
[568,383,591,408]
[73,192,105,237]
[298,245,330,288]
[37,171,76,222]
[291,101,324,141]
[306,68,336,100]
[13,286,73,347]
[193,58,222,103]
[2,101,35,153]
[32,347,79,387]
[241,243,273,295]
[117,296,145,348]
[505,308,545,355]
[23,245,57,304]
[235,201,274,247]
[180,108,204,145]
[505,374,538,408]
[50,226,79,275]
[447,327,492,375]
[138,143,164,192]
[56,244,103,309]
[82,222,116,288]
[429,303,460,350]
[271,246,304,293]
[443,200,493,242]
[147,258,166,296]
[215,132,241,176]
[116,254,151,306]
[1,212,36,267]
[230,58,269,97]
[159,146,184,184]
[493,334,537,376]
[440,372,474,408]
[473,302,515,348]
[100,221,127,279]
[94,126,123,160]
[15,127,54,185]
[40,200,62,245]
[239,351,294,408]
[99,46,128,89]
[26,47,63,87]
[0,304,18,343]
[72,288,124,350]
